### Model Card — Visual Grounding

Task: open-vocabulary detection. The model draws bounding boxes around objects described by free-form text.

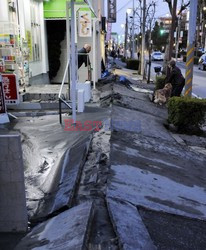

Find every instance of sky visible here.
[105,0,171,36]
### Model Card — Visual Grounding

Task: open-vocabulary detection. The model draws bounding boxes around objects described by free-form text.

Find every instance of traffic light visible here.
[160,29,165,35]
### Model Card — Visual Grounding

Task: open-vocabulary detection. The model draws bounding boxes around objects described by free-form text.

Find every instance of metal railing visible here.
[58,53,91,124]
[58,58,72,124]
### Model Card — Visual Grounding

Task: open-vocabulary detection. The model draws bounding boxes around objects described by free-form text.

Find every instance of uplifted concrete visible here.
[107,108,206,220]
[107,198,156,250]
[107,163,206,220]
[15,202,94,250]
[32,135,92,221]
[105,77,206,248]
[1,106,110,220]
[113,83,168,119]
[111,105,173,141]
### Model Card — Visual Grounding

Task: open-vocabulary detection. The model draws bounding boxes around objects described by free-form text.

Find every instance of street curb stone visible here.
[107,198,157,250]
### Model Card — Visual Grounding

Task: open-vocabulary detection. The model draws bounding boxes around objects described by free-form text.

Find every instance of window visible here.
[30,0,41,62]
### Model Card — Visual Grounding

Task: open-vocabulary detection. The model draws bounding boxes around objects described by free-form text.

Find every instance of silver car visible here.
[151,52,163,61]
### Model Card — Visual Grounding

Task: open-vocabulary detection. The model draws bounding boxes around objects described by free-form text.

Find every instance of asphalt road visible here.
[151,61,206,98]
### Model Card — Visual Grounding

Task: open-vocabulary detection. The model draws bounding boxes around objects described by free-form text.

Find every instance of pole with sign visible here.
[70,0,77,123]
[108,0,116,23]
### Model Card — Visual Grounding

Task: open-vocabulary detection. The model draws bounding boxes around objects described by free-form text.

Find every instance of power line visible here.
[117,0,133,13]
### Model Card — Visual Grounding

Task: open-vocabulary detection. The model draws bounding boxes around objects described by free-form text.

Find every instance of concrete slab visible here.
[0,134,28,232]
[107,129,206,221]
[139,207,206,250]
[113,84,149,101]
[112,91,168,120]
[25,84,68,95]
[111,105,173,141]
[32,135,92,221]
[0,106,110,220]
[8,101,69,110]
[107,198,156,250]
[107,163,206,221]
[15,202,94,250]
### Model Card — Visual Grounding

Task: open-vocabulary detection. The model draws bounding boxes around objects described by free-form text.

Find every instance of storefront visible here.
[0,0,105,89]
[0,0,48,87]
[43,0,105,85]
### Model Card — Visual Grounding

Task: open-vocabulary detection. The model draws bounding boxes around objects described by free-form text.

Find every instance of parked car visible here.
[151,51,163,61]
[198,53,206,71]
[198,48,206,54]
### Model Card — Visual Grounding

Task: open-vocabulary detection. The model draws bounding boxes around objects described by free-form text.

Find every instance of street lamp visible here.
[127,8,132,14]
[121,24,125,28]
[127,6,135,58]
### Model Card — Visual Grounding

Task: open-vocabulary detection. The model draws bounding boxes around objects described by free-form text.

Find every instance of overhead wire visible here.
[116,0,133,13]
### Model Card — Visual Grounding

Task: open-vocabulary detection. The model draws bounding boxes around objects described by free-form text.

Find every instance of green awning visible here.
[43,0,96,19]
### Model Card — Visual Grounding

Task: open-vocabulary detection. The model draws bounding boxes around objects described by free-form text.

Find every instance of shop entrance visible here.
[46,20,66,83]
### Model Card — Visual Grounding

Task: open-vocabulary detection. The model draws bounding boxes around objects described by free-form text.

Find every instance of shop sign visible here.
[78,11,92,37]
[0,80,6,114]
[2,74,19,105]
[26,31,33,61]
[108,0,116,23]
[106,23,112,41]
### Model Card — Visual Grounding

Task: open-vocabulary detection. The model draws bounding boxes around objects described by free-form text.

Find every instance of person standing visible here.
[78,44,91,69]
[137,51,140,60]
[117,47,120,58]
[105,44,108,66]
[167,60,185,97]
[111,48,116,64]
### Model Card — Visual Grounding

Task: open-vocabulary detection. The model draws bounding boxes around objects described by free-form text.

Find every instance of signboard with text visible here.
[78,11,92,37]
[2,74,19,105]
[106,23,112,41]
[0,80,6,114]
[108,0,116,23]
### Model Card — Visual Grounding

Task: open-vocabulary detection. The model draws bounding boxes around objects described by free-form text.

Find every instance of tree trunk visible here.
[168,0,178,61]
[163,0,178,77]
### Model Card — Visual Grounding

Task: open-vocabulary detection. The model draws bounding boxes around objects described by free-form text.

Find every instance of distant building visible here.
[158,15,172,31]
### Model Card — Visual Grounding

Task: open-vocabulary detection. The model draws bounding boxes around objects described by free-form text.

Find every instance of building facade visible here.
[0,0,48,86]
[0,0,105,88]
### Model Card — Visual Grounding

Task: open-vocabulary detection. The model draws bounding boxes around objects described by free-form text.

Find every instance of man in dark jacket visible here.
[167,60,185,97]
[78,44,91,69]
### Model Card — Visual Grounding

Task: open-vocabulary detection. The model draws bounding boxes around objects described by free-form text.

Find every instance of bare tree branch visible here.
[178,1,190,15]
[165,0,173,15]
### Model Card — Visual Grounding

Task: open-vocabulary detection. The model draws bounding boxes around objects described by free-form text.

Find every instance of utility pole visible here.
[124,12,128,58]
[141,0,146,78]
[147,2,156,84]
[147,23,152,83]
[185,0,198,97]
[132,0,135,58]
